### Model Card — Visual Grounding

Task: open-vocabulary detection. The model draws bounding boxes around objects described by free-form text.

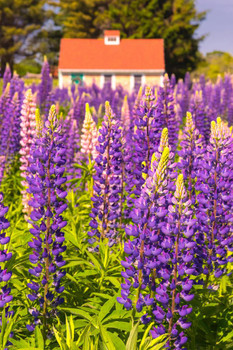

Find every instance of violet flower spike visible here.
[26,105,67,337]
[195,117,233,282]
[118,146,170,312]
[88,101,124,246]
[0,192,13,318]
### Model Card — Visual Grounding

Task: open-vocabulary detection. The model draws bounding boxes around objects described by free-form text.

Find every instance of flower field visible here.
[0,61,233,350]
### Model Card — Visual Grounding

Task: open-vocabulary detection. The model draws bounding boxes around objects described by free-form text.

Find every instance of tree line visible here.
[0,0,206,78]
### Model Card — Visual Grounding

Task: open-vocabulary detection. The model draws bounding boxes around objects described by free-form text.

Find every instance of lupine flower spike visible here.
[3,64,11,91]
[0,193,13,317]
[26,105,67,338]
[19,89,36,218]
[89,101,124,246]
[178,112,205,202]
[118,146,170,312]
[196,117,233,282]
[80,103,98,160]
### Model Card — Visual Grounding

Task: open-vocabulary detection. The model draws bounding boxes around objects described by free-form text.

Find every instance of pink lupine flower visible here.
[19,89,36,217]
[80,103,98,160]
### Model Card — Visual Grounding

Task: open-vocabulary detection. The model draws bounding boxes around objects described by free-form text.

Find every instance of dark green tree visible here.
[56,0,108,38]
[0,0,49,75]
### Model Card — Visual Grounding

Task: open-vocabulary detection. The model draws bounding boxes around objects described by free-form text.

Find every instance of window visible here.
[107,37,117,42]
[104,34,120,45]
[71,73,84,85]
[104,75,112,87]
[134,75,142,90]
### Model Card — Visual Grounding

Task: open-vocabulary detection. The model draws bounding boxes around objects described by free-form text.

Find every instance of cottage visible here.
[58,30,165,91]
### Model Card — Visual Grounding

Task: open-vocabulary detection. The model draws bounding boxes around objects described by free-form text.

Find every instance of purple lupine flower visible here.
[0,90,21,179]
[119,145,199,348]
[184,72,192,90]
[71,92,86,130]
[121,95,131,138]
[118,146,171,312]
[170,74,176,88]
[156,74,178,151]
[9,72,25,105]
[88,101,124,246]
[208,80,222,122]
[175,79,190,122]
[222,74,232,120]
[188,89,210,142]
[151,174,196,347]
[199,74,206,103]
[178,112,206,202]
[119,91,142,220]
[195,117,233,281]
[64,115,80,183]
[0,82,11,138]
[26,105,67,335]
[0,84,11,184]
[2,64,11,90]
[0,192,13,316]
[38,57,53,115]
[52,87,70,109]
[124,87,161,210]
[228,95,233,127]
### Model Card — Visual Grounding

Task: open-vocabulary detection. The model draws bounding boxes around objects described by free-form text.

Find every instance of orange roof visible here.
[104,30,120,36]
[59,38,165,72]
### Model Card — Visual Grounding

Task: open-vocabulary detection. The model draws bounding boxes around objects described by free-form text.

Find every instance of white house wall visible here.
[58,70,165,89]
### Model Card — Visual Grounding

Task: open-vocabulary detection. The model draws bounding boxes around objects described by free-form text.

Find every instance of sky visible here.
[196,0,233,55]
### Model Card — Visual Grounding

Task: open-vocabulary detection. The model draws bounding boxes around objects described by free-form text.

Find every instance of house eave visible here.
[58,68,165,75]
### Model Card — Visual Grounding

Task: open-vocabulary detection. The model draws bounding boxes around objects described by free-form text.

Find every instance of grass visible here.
[0,77,59,94]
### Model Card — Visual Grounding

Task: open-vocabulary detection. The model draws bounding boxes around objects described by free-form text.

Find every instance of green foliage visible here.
[0,0,50,74]
[55,0,107,39]
[0,309,15,350]
[14,59,42,77]
[193,51,233,81]
[1,147,233,349]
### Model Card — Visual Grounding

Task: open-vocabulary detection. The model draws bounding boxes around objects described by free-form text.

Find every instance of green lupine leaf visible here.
[126,322,139,350]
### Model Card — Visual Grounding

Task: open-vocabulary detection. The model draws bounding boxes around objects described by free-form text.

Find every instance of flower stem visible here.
[168,201,182,334]
[42,136,52,341]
